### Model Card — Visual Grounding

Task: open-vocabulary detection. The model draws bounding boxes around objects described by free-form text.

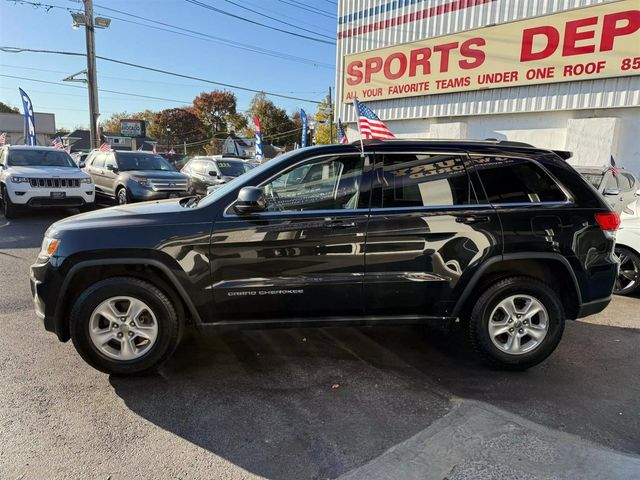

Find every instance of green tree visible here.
[313,97,336,145]
[244,93,297,146]
[0,101,19,113]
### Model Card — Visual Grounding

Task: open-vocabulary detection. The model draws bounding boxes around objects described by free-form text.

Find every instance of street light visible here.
[69,1,111,150]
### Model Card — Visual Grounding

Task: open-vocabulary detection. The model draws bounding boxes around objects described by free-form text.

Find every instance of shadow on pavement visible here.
[0,210,75,249]
[110,321,640,479]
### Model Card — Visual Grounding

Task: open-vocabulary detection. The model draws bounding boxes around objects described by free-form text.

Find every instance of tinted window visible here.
[604,173,618,190]
[619,173,634,191]
[7,149,76,168]
[382,154,473,208]
[116,153,175,171]
[216,160,250,177]
[104,153,117,170]
[263,154,365,212]
[581,172,603,189]
[475,157,567,203]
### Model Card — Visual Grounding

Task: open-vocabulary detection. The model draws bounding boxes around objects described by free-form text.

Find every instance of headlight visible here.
[10,176,30,183]
[80,177,93,184]
[39,236,60,259]
[130,176,150,187]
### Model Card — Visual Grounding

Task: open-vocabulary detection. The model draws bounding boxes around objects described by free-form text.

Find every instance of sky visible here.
[0,0,337,130]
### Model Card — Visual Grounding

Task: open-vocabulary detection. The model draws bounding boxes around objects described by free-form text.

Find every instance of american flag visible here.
[152,145,157,154]
[610,156,619,177]
[99,142,111,151]
[337,119,349,144]
[353,98,395,140]
[51,136,63,149]
[0,132,6,145]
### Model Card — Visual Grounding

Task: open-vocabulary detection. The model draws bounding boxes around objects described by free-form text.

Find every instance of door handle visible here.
[324,220,356,229]
[456,215,489,225]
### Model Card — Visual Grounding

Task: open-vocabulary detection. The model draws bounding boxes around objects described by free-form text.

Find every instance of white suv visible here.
[0,145,95,219]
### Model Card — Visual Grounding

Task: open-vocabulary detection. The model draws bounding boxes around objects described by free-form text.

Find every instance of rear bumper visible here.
[576,296,611,319]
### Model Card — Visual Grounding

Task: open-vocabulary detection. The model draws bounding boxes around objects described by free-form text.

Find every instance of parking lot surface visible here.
[1,210,639,479]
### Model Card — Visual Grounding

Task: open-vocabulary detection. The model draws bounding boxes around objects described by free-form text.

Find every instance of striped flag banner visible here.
[0,132,6,145]
[51,136,63,149]
[337,119,349,144]
[99,142,111,151]
[353,97,395,140]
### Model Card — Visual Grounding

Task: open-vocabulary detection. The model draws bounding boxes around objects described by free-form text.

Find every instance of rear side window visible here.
[619,173,635,191]
[381,154,474,208]
[474,157,567,204]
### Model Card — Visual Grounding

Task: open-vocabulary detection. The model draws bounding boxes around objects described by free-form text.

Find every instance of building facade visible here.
[336,0,640,173]
[0,112,56,146]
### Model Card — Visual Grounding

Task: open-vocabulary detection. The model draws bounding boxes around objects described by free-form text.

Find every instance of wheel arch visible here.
[54,258,203,341]
[452,253,582,321]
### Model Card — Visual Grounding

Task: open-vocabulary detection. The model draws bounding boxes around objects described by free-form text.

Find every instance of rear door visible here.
[364,151,501,318]
[209,153,373,321]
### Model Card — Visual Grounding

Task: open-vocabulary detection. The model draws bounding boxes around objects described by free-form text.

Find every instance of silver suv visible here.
[575,165,639,214]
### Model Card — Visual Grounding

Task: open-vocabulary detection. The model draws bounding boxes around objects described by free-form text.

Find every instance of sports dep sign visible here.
[342,0,640,101]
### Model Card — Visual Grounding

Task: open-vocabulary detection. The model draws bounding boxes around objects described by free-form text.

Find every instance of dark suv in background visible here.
[31,140,619,375]
[83,150,190,205]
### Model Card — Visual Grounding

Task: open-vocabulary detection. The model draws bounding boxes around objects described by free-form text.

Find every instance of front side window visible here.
[604,173,619,190]
[619,173,634,191]
[7,149,76,168]
[474,157,567,203]
[382,154,473,208]
[105,154,117,170]
[262,155,365,212]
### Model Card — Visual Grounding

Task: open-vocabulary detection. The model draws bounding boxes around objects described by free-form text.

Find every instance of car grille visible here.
[150,179,188,191]
[29,178,81,188]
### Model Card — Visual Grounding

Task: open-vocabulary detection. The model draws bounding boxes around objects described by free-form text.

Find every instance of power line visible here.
[7,0,334,69]
[0,47,324,104]
[184,0,334,45]
[220,0,334,40]
[276,0,335,19]
[92,3,334,69]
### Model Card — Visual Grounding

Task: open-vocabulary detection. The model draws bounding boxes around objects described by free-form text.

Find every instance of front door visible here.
[364,152,501,318]
[210,153,372,321]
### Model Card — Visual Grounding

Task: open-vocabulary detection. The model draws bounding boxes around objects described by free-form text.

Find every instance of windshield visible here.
[216,160,251,177]
[7,149,76,168]
[117,154,175,171]
[196,151,297,208]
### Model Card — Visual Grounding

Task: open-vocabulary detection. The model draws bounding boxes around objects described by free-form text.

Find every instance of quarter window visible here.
[262,155,366,212]
[474,157,567,203]
[381,154,473,207]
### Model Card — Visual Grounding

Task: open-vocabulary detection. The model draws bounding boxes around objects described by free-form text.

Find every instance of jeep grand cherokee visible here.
[30,140,619,375]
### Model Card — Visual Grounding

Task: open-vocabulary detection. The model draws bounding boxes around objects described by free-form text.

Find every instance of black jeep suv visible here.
[30,140,619,375]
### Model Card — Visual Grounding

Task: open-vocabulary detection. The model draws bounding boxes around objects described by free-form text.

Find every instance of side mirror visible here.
[603,187,620,196]
[234,186,266,214]
[78,160,86,169]
[208,170,218,177]
[106,164,119,173]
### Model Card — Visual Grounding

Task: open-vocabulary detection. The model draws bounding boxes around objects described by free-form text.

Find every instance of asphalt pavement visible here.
[1,210,639,480]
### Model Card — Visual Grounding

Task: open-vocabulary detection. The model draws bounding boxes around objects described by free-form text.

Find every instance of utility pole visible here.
[328,86,334,144]
[83,0,100,150]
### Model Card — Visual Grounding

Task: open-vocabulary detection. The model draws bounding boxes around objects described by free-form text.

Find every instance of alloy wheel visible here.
[89,296,159,361]
[488,294,549,355]
[615,250,639,294]
[117,189,128,205]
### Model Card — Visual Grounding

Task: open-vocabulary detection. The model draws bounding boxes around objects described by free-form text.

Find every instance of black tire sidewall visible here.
[117,187,128,205]
[70,278,180,375]
[2,185,17,219]
[614,246,640,295]
[470,277,565,369]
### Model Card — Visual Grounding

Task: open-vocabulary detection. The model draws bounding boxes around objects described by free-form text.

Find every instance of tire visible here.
[467,276,565,370]
[79,202,95,213]
[116,187,130,205]
[614,246,640,296]
[69,277,182,375]
[1,184,18,219]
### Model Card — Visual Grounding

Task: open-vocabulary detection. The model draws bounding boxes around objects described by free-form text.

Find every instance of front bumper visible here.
[129,186,189,202]
[30,258,68,341]
[8,186,95,207]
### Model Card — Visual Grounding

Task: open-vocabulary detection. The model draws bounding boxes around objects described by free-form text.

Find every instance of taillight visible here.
[594,212,620,231]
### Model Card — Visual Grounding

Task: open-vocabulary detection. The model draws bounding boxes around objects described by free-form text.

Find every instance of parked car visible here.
[181,156,252,195]
[70,151,89,167]
[614,215,640,296]
[0,145,95,218]
[31,139,619,375]
[83,150,190,205]
[575,165,638,214]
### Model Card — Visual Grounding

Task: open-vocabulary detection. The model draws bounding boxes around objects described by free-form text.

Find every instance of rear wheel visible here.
[614,246,640,296]
[467,276,565,370]
[1,184,18,219]
[70,277,182,375]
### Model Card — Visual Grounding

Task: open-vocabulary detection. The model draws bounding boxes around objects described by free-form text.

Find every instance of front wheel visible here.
[116,187,130,205]
[614,246,640,296]
[69,277,182,375]
[1,184,19,219]
[467,276,565,370]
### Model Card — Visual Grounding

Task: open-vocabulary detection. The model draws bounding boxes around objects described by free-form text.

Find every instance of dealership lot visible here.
[1,210,639,479]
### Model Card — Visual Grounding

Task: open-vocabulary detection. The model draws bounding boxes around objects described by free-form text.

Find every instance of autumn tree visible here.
[153,108,205,153]
[313,97,336,145]
[244,93,297,146]
[0,101,19,113]
[192,90,245,133]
